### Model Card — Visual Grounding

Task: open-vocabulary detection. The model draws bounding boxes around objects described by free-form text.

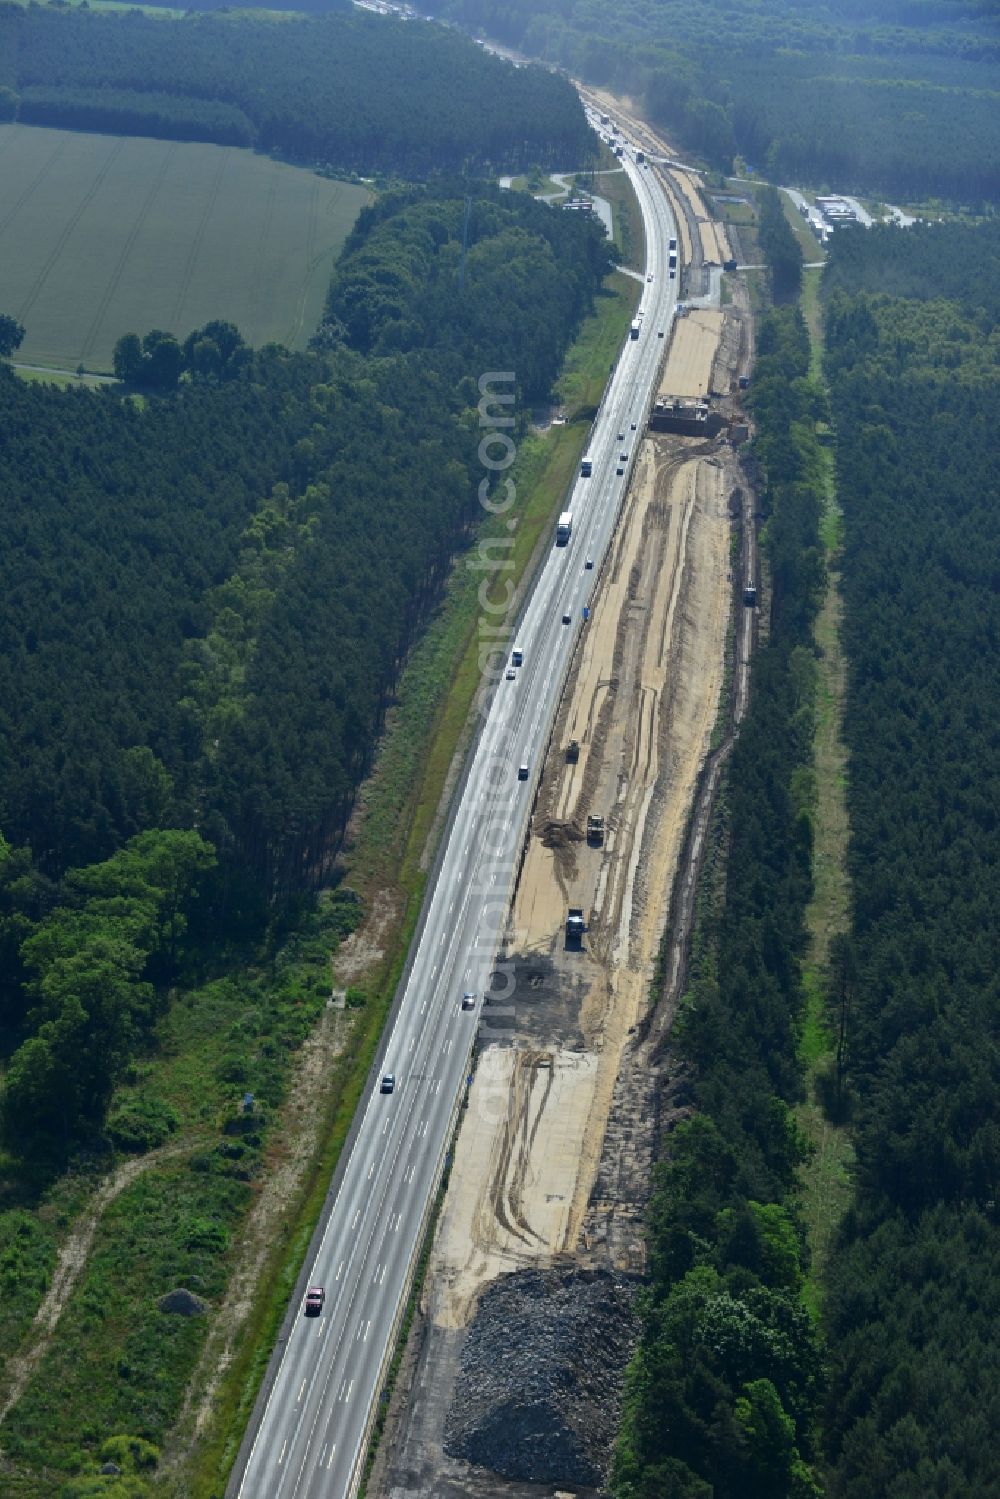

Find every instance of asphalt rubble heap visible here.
[443,1266,639,1490]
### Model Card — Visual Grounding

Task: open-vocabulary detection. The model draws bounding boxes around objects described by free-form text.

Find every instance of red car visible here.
[304,1286,325,1317]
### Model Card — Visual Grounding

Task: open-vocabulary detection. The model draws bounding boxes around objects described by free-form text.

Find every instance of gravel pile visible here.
[444,1267,638,1489]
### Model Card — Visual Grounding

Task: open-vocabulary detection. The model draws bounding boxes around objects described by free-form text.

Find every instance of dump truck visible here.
[566,908,586,945]
[586,815,605,845]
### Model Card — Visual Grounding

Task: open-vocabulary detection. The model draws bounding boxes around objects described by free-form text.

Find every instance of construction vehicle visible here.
[566,740,580,763]
[586,815,605,845]
[566,907,586,946]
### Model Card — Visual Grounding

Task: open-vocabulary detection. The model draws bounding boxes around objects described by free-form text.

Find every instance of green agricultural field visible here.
[0,124,371,370]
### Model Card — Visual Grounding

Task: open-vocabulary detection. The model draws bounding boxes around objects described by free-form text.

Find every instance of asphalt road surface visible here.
[229,129,678,1499]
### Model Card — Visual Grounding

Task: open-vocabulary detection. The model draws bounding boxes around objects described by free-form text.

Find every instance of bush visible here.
[106,1097,179,1154]
[100,1434,160,1472]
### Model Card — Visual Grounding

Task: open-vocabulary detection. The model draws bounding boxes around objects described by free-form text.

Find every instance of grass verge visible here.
[600,168,645,268]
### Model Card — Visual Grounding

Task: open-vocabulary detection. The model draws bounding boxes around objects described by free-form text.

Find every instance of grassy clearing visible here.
[713,198,756,227]
[0,124,369,370]
[511,173,572,197]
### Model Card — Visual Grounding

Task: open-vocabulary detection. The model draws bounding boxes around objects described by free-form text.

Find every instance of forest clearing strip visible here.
[792,292,854,1309]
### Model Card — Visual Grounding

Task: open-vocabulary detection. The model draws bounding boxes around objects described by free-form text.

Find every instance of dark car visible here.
[380,1073,396,1094]
[630,422,637,430]
[562,612,572,624]
[585,559,594,570]
[304,1286,325,1316]
[616,466,624,476]
[461,991,477,1011]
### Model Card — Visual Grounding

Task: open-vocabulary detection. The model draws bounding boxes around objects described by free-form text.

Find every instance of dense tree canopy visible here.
[0,7,593,174]
[436,0,1000,200]
[820,218,1000,1497]
[0,312,25,357]
[757,187,803,304]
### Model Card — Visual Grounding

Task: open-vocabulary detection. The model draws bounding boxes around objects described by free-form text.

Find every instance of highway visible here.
[229,122,678,1499]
